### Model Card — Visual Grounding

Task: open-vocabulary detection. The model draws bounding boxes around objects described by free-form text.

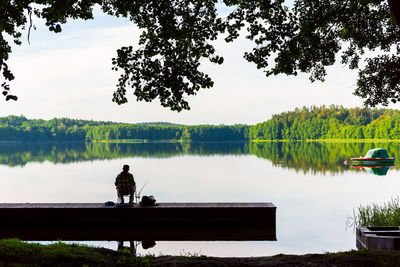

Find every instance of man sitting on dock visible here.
[115,164,136,205]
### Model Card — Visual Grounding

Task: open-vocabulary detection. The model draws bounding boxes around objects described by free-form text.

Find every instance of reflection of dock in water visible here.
[0,202,276,241]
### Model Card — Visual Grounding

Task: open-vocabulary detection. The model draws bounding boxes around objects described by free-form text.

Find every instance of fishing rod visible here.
[135,180,149,203]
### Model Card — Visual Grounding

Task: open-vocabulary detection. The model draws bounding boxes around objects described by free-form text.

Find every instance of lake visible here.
[0,141,399,257]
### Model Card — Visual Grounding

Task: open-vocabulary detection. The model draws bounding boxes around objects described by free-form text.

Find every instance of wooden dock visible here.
[357,226,400,251]
[0,202,276,241]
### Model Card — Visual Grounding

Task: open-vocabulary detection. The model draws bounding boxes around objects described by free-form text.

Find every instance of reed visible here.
[350,197,400,227]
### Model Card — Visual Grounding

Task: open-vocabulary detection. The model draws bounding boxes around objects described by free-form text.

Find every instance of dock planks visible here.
[0,202,276,241]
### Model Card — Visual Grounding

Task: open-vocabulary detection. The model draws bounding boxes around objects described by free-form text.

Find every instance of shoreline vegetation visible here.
[350,197,400,228]
[2,106,400,143]
[1,239,400,266]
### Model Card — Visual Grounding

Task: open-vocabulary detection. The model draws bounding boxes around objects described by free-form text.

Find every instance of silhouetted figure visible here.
[115,164,136,204]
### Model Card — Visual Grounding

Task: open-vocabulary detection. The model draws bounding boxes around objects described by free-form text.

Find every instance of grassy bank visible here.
[2,239,400,266]
[0,239,150,266]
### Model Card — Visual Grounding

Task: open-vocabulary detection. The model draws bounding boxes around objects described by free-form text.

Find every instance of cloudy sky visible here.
[1,7,392,125]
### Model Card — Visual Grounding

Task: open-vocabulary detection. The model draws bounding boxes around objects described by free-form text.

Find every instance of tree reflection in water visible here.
[0,141,399,174]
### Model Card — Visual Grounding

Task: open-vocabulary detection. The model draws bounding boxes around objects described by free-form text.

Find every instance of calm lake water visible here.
[1,141,400,256]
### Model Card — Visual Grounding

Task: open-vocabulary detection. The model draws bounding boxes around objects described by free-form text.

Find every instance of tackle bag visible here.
[140,195,156,206]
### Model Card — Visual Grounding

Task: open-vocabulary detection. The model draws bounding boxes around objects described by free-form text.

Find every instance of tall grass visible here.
[350,197,400,228]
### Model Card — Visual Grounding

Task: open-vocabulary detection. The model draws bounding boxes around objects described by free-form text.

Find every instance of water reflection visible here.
[116,240,156,256]
[1,141,399,174]
[0,142,249,167]
[250,142,400,174]
[365,167,391,176]
[117,240,156,256]
[352,166,393,176]
[2,141,400,256]
[3,224,273,257]
[118,241,138,255]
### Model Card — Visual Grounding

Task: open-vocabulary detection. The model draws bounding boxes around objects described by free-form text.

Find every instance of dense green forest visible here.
[249,106,400,140]
[1,106,400,142]
[86,124,248,142]
[0,116,116,141]
[0,115,248,142]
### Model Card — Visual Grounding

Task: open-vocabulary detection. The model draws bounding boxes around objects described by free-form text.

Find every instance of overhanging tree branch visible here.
[0,0,399,110]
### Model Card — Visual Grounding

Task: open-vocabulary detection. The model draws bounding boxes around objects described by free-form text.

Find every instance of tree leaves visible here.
[0,0,399,110]
[110,0,224,111]
[355,54,400,106]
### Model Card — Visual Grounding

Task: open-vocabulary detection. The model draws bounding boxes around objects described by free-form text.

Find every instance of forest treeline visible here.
[0,116,116,141]
[1,106,400,142]
[86,124,248,141]
[0,115,248,142]
[249,106,400,140]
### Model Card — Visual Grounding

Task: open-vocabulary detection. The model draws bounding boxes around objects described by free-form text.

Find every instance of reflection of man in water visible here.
[117,240,156,256]
[115,164,136,204]
[118,241,136,255]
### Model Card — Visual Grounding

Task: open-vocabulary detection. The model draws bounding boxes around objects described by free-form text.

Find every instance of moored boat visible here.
[350,148,395,166]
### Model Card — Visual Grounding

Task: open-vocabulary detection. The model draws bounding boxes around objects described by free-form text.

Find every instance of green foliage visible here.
[86,124,249,142]
[1,1,399,110]
[351,197,400,227]
[3,105,400,144]
[0,116,249,142]
[249,105,400,141]
[0,115,117,141]
[108,1,225,111]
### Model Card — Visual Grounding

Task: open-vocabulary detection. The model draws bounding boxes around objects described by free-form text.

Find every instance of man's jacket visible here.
[115,171,135,195]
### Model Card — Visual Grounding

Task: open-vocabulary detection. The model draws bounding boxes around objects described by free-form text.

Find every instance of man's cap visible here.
[123,164,130,170]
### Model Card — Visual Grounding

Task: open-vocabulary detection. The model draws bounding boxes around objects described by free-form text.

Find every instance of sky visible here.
[1,6,395,125]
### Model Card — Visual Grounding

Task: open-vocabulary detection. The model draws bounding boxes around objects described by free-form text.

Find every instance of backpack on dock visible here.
[140,195,157,206]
